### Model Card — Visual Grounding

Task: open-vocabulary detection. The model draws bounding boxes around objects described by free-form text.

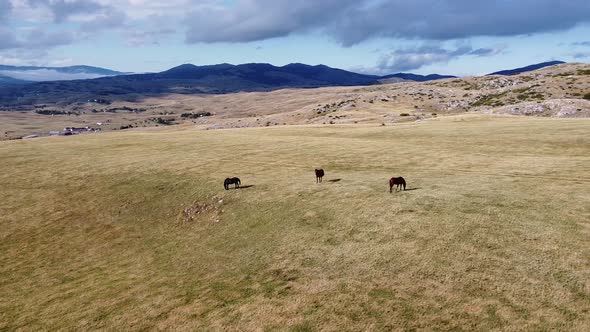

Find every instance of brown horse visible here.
[315,169,325,183]
[389,177,406,192]
[224,177,241,190]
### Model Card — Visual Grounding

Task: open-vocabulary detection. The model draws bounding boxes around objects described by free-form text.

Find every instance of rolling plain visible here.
[1,112,589,330]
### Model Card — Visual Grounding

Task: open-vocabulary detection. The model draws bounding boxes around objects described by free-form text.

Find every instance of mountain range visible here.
[0,63,458,105]
[0,61,566,106]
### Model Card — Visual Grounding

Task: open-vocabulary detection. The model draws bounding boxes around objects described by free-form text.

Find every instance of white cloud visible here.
[375,44,504,73]
[0,49,70,66]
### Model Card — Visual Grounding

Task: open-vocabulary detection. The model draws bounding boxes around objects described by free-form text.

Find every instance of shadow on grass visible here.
[328,179,341,183]
[390,188,421,193]
[238,185,255,189]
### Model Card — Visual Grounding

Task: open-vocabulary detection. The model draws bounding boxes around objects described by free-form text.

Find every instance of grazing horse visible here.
[389,177,406,193]
[315,169,325,183]
[224,177,241,190]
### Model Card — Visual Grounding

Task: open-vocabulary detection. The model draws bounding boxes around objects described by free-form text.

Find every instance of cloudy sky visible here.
[1,0,590,75]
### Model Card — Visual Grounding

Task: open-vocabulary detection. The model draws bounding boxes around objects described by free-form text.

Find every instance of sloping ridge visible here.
[488,61,565,76]
[0,74,31,85]
[380,73,456,82]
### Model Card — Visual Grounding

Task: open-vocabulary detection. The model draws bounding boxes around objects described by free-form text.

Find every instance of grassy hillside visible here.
[1,115,589,330]
[2,63,589,140]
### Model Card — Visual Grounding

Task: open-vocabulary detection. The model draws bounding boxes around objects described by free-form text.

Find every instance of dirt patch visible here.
[179,198,224,223]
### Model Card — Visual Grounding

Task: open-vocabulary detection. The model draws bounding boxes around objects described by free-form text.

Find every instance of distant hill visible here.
[380,73,456,82]
[0,65,124,75]
[0,65,125,83]
[0,63,454,106]
[488,61,565,76]
[0,74,31,85]
[156,63,380,86]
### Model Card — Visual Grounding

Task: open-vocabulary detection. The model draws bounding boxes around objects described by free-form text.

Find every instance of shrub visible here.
[152,117,174,125]
[584,93,590,100]
[35,110,71,115]
[400,113,410,117]
[181,112,212,118]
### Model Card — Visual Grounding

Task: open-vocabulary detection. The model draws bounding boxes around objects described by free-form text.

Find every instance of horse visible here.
[224,177,241,190]
[389,177,406,193]
[315,169,325,183]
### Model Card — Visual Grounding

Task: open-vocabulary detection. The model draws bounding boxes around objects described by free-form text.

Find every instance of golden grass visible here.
[1,114,589,330]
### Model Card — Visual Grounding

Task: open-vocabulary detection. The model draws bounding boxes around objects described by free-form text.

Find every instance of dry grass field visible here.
[1,114,589,330]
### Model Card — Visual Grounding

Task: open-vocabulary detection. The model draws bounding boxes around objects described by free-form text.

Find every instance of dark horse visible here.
[315,169,325,183]
[389,177,406,193]
[224,177,241,190]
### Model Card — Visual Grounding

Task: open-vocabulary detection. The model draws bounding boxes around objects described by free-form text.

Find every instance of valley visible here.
[1,62,589,140]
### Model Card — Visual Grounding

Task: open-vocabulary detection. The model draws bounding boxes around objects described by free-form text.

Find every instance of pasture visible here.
[1,114,589,330]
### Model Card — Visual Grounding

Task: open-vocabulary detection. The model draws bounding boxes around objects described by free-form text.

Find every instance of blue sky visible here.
[1,0,590,76]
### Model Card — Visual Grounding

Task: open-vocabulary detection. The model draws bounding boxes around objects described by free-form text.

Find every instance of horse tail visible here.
[402,178,406,190]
